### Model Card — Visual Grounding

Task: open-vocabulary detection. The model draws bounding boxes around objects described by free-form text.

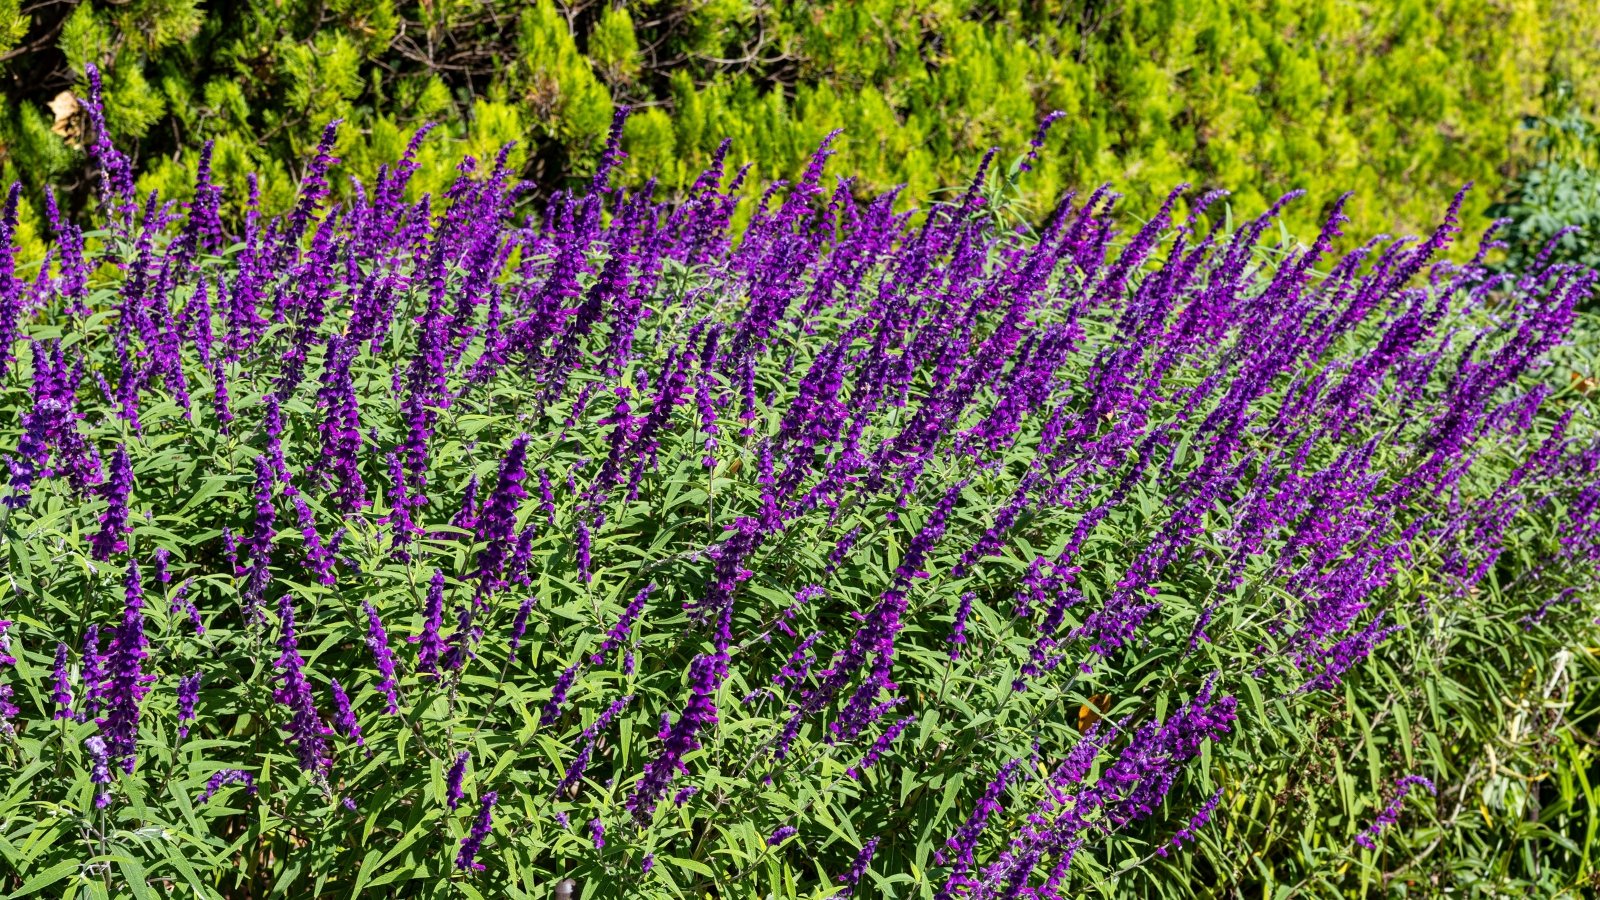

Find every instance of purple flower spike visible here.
[362,601,400,713]
[473,435,530,594]
[51,643,74,720]
[85,735,113,808]
[591,583,651,668]
[330,679,364,746]
[1354,775,1436,850]
[176,671,201,738]
[837,838,879,897]
[1159,786,1224,857]
[455,791,498,871]
[89,444,133,559]
[272,594,332,777]
[508,596,536,656]
[415,569,446,676]
[80,625,105,722]
[446,750,469,809]
[99,560,153,774]
[197,769,256,804]
[541,662,579,726]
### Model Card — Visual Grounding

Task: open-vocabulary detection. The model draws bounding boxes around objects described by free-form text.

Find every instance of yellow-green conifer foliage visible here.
[1,0,1597,245]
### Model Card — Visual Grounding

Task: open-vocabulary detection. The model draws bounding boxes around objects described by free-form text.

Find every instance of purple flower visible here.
[837,838,879,897]
[847,714,915,780]
[508,596,536,656]
[99,560,153,773]
[446,750,469,809]
[575,518,593,583]
[537,468,556,526]
[589,816,605,850]
[474,435,530,593]
[642,853,655,874]
[273,594,331,777]
[51,643,74,720]
[414,569,447,675]
[80,625,105,722]
[241,456,277,621]
[1354,775,1436,850]
[456,791,498,871]
[312,333,367,511]
[85,735,113,808]
[541,662,579,726]
[176,671,201,739]
[627,650,726,823]
[1159,786,1224,857]
[556,695,632,797]
[169,580,204,635]
[291,491,336,585]
[767,825,797,846]
[939,758,1020,898]
[330,679,363,747]
[591,583,651,669]
[196,768,257,804]
[362,601,400,713]
[949,592,975,660]
[89,444,133,559]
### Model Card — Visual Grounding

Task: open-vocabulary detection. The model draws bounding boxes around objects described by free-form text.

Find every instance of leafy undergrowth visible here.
[1,71,1599,899]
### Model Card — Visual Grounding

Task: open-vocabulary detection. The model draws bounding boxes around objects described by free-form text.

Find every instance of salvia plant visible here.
[1,66,1599,899]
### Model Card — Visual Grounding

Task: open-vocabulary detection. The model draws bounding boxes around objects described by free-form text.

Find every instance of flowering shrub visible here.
[1,70,1599,898]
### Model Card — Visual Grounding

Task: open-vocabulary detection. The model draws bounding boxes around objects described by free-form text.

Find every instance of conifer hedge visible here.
[1,0,1599,251]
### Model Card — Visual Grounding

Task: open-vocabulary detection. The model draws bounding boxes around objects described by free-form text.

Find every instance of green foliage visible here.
[0,0,1598,248]
[1489,85,1600,272]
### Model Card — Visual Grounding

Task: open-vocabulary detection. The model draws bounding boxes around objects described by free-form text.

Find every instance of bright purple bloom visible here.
[89,444,133,559]
[292,492,336,585]
[362,601,400,713]
[330,679,363,747]
[508,596,536,656]
[847,714,915,780]
[80,625,105,721]
[768,825,797,846]
[176,671,201,738]
[169,580,203,634]
[939,758,1020,898]
[837,838,880,897]
[949,592,975,660]
[1355,775,1436,850]
[241,456,277,620]
[85,735,113,808]
[591,583,651,668]
[589,817,605,850]
[51,643,73,720]
[474,435,530,593]
[446,750,469,809]
[197,769,257,804]
[414,569,447,675]
[541,662,579,726]
[1159,786,1224,856]
[456,791,498,871]
[272,593,332,777]
[556,695,631,797]
[99,560,153,773]
[627,649,726,823]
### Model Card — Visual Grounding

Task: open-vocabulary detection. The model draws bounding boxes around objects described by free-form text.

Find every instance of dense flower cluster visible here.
[0,72,1595,897]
